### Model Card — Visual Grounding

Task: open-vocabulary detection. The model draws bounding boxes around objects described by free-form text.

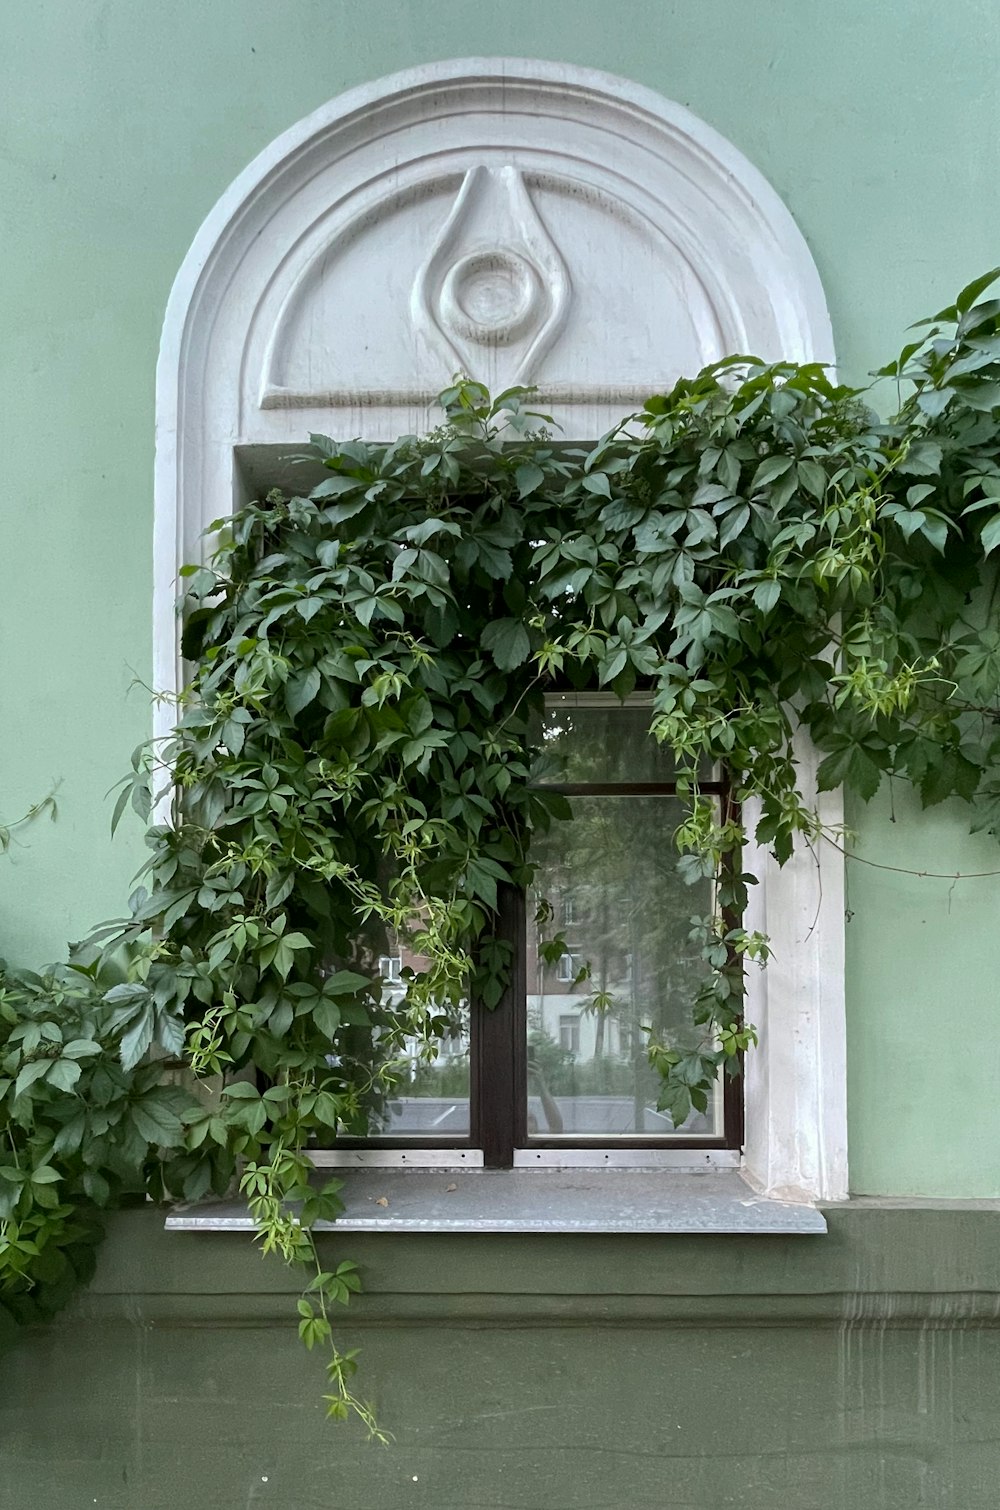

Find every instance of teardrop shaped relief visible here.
[411,166,572,388]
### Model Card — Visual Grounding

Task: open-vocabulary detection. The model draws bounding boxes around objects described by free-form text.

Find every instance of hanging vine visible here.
[4,271,1000,1432]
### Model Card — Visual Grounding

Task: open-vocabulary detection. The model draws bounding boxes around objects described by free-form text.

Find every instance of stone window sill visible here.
[164,1168,827,1236]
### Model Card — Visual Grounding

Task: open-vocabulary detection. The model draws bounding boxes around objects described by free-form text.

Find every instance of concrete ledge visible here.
[164,1168,827,1235]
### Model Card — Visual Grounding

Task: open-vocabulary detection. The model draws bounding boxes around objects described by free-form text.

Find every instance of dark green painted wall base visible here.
[3,1204,1000,1508]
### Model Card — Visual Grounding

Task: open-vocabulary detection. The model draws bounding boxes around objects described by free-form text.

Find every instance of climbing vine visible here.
[5,270,1000,1432]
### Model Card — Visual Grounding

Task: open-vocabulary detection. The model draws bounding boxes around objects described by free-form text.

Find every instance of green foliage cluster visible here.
[5,272,1000,1431]
[0,959,192,1322]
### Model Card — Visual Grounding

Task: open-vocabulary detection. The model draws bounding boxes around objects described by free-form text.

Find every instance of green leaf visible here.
[119,1008,154,1073]
[797,459,826,499]
[313,1000,341,1038]
[402,518,462,547]
[752,580,781,614]
[751,455,793,491]
[311,475,363,499]
[323,496,372,526]
[14,1061,50,1098]
[155,1009,186,1060]
[129,1096,185,1147]
[61,1039,102,1060]
[515,462,545,498]
[285,667,321,717]
[981,514,1000,556]
[323,970,371,995]
[918,514,949,554]
[481,618,530,671]
[46,1059,82,1093]
[899,441,942,477]
[83,1170,111,1205]
[956,266,1000,313]
[920,749,981,808]
[816,744,883,801]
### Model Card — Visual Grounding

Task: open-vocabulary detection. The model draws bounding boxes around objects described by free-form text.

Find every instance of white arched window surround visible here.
[155,58,846,1204]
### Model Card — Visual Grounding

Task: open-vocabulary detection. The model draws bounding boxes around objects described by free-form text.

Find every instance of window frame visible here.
[326,696,744,1169]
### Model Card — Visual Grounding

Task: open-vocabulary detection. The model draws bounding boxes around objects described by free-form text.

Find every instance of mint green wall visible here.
[3,0,1000,1195]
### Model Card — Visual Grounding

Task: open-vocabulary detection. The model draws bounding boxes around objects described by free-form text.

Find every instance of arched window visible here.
[155,60,844,1201]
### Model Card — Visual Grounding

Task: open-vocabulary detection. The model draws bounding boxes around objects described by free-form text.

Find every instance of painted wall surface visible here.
[5,1208,1000,1509]
[3,1,1000,1194]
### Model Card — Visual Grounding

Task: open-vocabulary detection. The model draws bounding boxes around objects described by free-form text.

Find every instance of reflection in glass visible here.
[526,795,721,1137]
[533,696,720,786]
[340,938,470,1138]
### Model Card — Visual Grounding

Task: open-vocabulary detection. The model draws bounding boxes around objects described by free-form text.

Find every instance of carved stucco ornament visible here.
[411,165,571,386]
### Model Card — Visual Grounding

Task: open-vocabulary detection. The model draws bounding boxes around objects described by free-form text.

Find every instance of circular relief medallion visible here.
[439,249,542,346]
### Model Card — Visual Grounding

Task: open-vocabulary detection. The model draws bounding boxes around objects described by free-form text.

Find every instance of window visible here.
[555,953,577,985]
[323,694,741,1168]
[157,59,845,1199]
[558,1014,581,1055]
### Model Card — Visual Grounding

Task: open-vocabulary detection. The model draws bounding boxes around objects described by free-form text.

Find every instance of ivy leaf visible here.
[472,539,513,580]
[83,1170,111,1205]
[323,972,370,996]
[751,455,793,491]
[956,266,1000,313]
[402,518,462,546]
[30,1166,61,1185]
[129,1096,185,1148]
[46,1059,82,1093]
[285,667,321,717]
[120,1009,155,1073]
[323,497,372,527]
[311,475,364,499]
[981,514,1000,556]
[515,463,545,499]
[155,1009,186,1060]
[797,459,827,499]
[815,743,883,800]
[481,618,530,671]
[899,441,942,477]
[919,513,949,554]
[313,1000,341,1038]
[14,1061,51,1098]
[656,1081,692,1128]
[752,580,781,614]
[919,749,981,808]
[62,1039,102,1060]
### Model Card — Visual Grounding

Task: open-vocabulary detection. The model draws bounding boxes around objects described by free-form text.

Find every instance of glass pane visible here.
[526,794,721,1137]
[534,700,674,785]
[333,938,470,1139]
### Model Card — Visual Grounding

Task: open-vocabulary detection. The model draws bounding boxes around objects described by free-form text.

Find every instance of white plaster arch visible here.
[154,58,846,1202]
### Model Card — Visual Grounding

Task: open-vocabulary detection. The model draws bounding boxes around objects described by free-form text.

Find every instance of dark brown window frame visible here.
[335,771,743,1168]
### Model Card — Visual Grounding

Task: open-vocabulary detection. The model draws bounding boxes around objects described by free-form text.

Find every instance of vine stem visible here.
[821,833,1000,880]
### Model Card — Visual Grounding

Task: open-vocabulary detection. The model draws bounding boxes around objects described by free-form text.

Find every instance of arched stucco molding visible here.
[154,58,845,1201]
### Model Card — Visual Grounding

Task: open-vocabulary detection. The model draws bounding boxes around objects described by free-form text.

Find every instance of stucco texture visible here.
[2,0,1000,1194]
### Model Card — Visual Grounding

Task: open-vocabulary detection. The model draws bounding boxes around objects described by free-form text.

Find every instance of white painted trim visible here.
[154,58,845,1204]
[742,732,849,1201]
[310,1148,485,1170]
[513,1149,742,1171]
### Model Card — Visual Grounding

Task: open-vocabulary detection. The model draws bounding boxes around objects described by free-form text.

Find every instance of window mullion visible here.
[473,884,524,1168]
